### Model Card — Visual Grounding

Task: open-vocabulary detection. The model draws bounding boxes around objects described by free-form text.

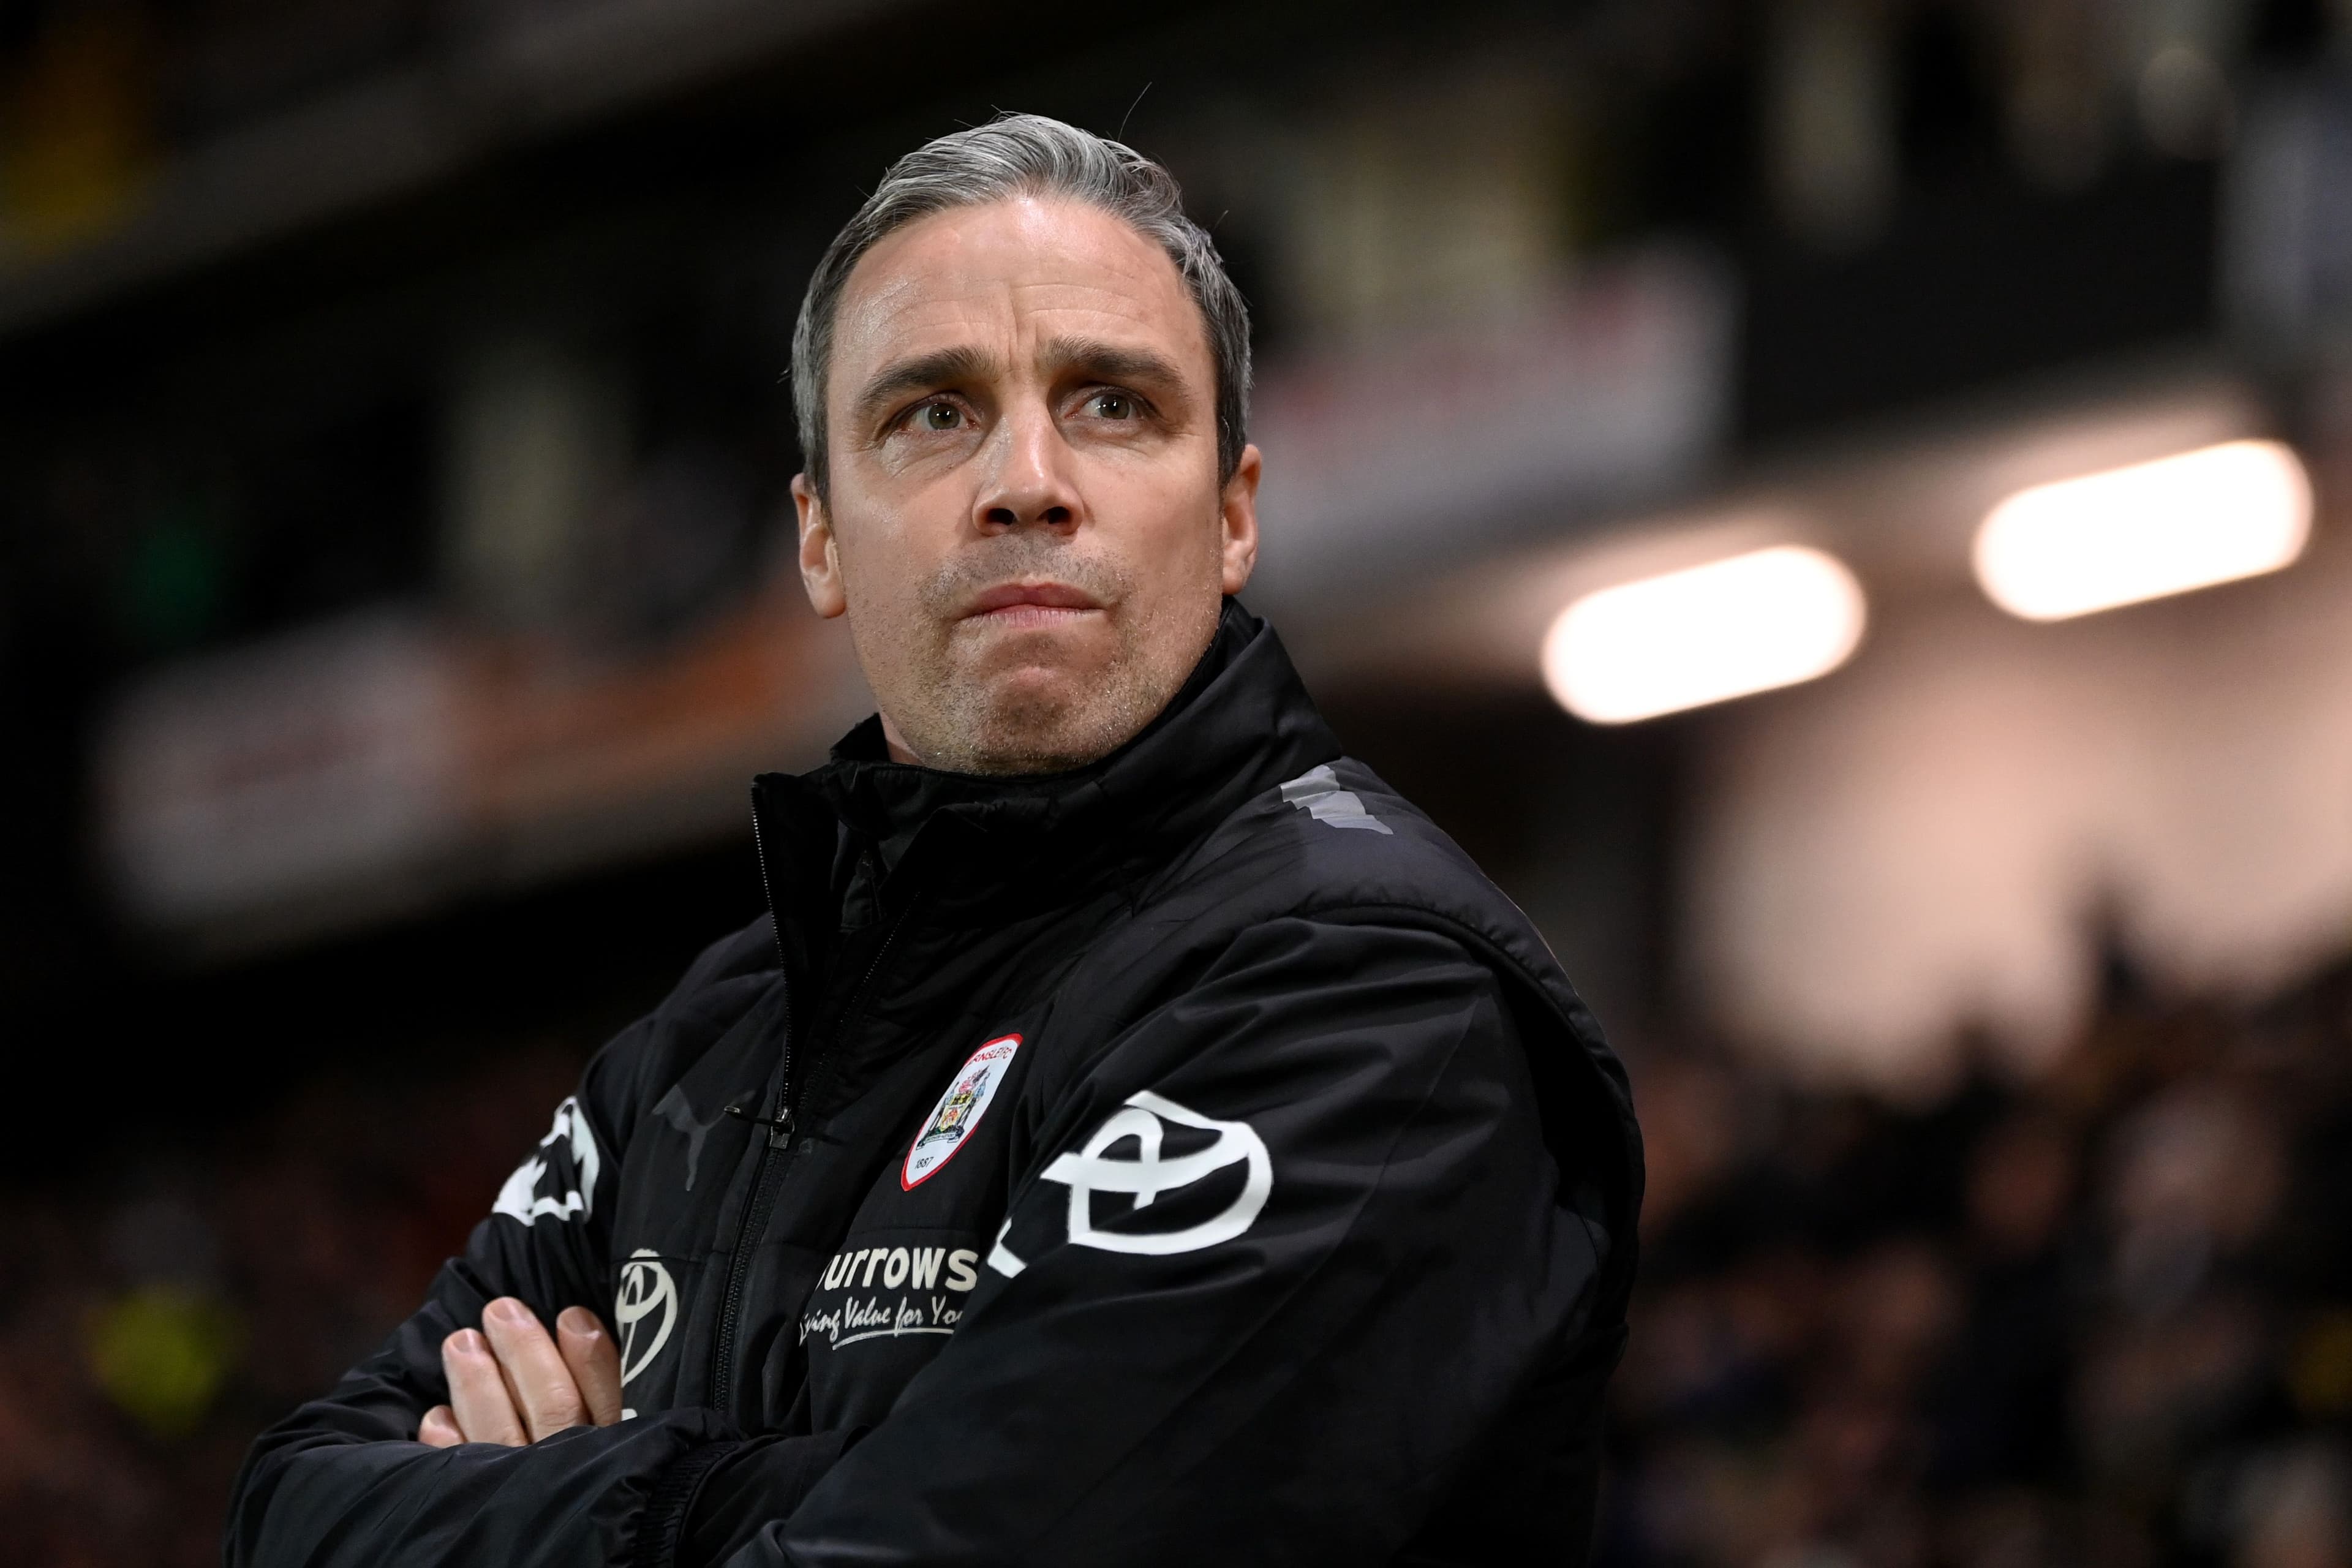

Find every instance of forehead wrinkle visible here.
[872,277,1174,338]
[833,202,1211,406]
[856,203,1189,325]
[1011,287,1213,387]
[854,295,1196,382]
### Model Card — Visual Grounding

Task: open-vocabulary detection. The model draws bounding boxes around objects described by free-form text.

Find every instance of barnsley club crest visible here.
[903,1034,1021,1189]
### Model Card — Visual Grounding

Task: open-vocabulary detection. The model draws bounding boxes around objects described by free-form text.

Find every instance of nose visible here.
[975,402,1082,532]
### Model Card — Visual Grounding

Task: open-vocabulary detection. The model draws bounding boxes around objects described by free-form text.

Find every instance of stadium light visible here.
[1541,545,1868,723]
[1973,439,2311,622]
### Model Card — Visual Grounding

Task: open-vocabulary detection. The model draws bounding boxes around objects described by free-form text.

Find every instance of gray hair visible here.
[791,112,1251,500]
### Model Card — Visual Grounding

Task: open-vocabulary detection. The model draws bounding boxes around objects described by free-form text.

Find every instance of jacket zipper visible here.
[748,793,796,1110]
[709,823,918,1401]
[714,800,801,1401]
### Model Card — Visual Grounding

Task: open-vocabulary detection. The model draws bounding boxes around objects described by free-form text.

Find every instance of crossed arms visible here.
[226,919,1610,1568]
[418,1297,623,1449]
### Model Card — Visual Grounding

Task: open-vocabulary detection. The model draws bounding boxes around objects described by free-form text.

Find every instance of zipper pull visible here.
[726,1103,797,1151]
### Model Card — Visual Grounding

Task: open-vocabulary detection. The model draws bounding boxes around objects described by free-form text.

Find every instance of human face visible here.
[792,195,1259,775]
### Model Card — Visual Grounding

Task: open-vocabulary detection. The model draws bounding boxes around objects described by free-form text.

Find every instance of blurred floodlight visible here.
[1542,545,1868,723]
[1973,439,2311,622]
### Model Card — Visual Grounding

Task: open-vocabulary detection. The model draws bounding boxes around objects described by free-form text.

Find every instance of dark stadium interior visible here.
[7,0,2352,1562]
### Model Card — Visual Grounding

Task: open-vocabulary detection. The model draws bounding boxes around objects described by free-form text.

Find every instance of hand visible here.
[417,1297,624,1447]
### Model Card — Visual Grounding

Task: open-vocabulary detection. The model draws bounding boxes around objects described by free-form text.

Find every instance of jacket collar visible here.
[753,599,1340,944]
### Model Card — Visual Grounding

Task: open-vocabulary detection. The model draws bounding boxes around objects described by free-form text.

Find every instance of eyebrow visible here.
[850,345,997,432]
[1037,336,1189,399]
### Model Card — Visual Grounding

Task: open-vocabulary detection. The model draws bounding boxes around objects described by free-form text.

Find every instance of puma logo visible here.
[651,1084,730,1191]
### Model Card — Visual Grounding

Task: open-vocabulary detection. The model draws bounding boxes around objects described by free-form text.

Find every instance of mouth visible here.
[959,581,1107,628]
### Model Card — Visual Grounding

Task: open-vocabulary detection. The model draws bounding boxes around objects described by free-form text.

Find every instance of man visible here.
[226,113,1641,1568]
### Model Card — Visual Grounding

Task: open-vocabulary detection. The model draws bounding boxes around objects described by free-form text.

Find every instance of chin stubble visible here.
[905,537,1169,775]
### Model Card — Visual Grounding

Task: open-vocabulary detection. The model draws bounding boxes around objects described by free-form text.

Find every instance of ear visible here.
[1218,443,1261,596]
[793,473,847,619]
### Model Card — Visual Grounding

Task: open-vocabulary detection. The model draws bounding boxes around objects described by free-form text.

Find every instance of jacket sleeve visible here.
[738,914,1623,1567]
[222,957,804,1568]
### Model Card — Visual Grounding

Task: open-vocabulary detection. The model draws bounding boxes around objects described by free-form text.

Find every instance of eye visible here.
[917,401,964,431]
[1083,390,1137,420]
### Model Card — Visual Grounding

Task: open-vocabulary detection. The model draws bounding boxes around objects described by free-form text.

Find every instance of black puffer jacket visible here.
[225,601,1642,1568]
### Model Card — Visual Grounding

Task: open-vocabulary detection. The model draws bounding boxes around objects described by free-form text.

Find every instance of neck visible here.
[878,712,922,766]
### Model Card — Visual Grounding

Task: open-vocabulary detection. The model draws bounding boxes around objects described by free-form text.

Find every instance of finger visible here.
[418,1405,465,1447]
[557,1306,625,1427]
[443,1328,527,1446]
[481,1297,587,1442]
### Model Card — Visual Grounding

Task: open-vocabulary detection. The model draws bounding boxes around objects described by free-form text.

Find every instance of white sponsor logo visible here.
[992,1091,1272,1276]
[491,1096,600,1226]
[816,1243,982,1294]
[799,1245,983,1349]
[616,1249,677,1385]
[902,1035,1021,1189]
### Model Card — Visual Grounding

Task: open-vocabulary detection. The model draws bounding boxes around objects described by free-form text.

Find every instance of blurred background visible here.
[4,0,2351,1562]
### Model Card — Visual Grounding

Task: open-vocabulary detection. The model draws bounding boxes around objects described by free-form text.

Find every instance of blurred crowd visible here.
[8,954,2352,1566]
[1606,957,2352,1568]
[0,1043,581,1567]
